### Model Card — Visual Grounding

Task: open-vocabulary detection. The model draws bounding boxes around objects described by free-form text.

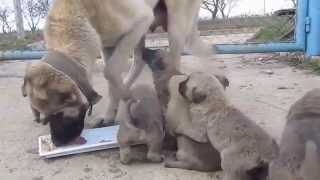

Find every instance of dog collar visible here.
[43,50,102,115]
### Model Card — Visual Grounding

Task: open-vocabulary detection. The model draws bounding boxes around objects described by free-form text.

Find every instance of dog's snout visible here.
[192,87,207,104]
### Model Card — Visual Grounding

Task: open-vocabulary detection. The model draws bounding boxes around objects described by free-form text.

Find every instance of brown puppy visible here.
[269,89,320,180]
[117,84,164,164]
[178,72,278,179]
[164,74,222,171]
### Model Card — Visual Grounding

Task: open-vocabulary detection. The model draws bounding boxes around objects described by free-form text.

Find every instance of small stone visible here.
[261,70,274,75]
[83,167,92,173]
[218,65,227,69]
[277,86,289,90]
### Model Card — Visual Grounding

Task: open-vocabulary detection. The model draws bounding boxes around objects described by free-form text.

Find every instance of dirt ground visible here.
[1,35,320,180]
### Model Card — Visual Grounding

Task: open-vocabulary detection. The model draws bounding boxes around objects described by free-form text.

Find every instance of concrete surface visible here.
[1,34,320,180]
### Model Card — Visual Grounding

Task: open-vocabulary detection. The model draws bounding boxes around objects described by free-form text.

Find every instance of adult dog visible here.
[269,89,320,180]
[22,0,215,145]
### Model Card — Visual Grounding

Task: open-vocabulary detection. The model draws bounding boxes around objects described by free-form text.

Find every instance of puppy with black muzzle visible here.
[178,72,278,180]
[117,84,164,164]
[269,89,320,180]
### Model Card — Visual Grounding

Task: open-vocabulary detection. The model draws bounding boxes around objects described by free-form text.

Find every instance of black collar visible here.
[43,50,102,115]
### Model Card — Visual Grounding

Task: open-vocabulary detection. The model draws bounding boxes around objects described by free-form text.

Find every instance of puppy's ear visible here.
[178,77,189,99]
[214,74,229,89]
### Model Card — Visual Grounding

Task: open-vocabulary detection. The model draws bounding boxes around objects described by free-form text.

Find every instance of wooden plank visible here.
[39,125,119,158]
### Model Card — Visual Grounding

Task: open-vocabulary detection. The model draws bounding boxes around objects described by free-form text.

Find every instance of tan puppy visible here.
[22,0,215,145]
[178,72,278,179]
[269,89,320,180]
[117,84,164,164]
[164,74,223,171]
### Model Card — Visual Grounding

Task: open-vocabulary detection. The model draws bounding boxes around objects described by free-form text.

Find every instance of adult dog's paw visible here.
[147,152,163,163]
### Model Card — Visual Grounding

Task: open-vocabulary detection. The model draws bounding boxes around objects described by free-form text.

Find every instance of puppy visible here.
[117,84,164,164]
[164,74,223,171]
[178,72,278,179]
[269,89,320,180]
[22,0,215,145]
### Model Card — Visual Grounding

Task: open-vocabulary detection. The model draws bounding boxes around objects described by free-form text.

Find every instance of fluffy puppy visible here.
[269,89,320,180]
[164,74,223,171]
[117,84,164,164]
[178,72,278,179]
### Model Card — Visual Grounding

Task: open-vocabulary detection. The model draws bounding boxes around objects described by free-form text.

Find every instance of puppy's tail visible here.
[300,140,320,179]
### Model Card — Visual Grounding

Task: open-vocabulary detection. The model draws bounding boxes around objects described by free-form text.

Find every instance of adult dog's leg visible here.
[123,37,146,87]
[101,47,120,126]
[165,0,202,68]
[31,105,41,123]
[103,11,154,100]
[104,84,120,125]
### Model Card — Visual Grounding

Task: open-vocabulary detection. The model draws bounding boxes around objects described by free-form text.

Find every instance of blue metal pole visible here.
[215,0,308,54]
[306,0,320,56]
[0,51,46,60]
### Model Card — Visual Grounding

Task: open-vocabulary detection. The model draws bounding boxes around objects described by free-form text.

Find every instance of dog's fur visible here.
[117,84,164,164]
[269,89,320,180]
[22,0,215,145]
[164,74,222,171]
[176,72,278,179]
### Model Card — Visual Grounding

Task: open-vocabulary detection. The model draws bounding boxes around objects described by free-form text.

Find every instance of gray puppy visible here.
[117,84,164,164]
[179,72,278,179]
[269,89,320,180]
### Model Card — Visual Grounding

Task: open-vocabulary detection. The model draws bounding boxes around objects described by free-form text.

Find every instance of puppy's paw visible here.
[164,158,188,169]
[147,152,163,163]
[120,147,132,165]
[164,157,177,168]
